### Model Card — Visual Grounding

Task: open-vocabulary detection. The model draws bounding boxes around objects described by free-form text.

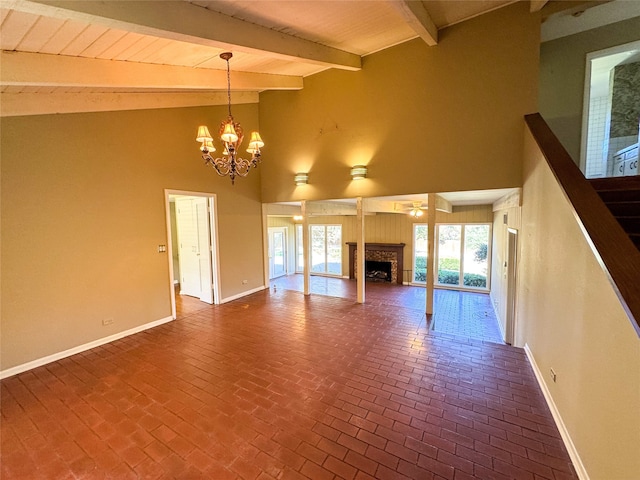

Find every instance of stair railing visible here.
[525,113,640,336]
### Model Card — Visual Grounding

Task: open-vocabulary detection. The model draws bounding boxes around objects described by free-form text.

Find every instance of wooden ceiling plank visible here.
[0,90,259,117]
[80,28,128,57]
[38,18,87,54]
[15,14,65,52]
[392,0,438,47]
[58,23,109,56]
[96,31,146,60]
[110,33,157,61]
[123,37,172,62]
[137,40,215,67]
[10,0,362,70]
[0,51,304,90]
[0,9,40,50]
[1,8,11,24]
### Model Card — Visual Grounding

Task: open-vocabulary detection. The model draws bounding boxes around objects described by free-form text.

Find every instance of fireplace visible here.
[365,260,392,282]
[347,243,405,284]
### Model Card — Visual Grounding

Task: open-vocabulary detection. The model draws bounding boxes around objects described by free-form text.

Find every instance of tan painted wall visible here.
[1,104,265,371]
[539,17,640,163]
[518,128,640,478]
[258,2,539,204]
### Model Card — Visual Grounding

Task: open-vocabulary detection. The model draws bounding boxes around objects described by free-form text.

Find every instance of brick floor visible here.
[273,274,503,343]
[1,289,577,479]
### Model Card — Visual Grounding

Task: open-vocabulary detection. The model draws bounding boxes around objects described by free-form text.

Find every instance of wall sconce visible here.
[350,165,368,180]
[294,173,309,185]
[293,215,303,221]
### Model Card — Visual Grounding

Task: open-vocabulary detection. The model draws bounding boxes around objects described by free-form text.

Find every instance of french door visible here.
[268,227,287,279]
[436,223,490,290]
[310,225,342,276]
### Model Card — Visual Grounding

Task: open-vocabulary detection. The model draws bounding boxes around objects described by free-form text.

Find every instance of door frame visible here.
[165,189,221,318]
[505,228,519,345]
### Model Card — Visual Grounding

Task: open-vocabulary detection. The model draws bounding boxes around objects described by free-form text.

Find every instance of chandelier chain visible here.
[226,57,232,118]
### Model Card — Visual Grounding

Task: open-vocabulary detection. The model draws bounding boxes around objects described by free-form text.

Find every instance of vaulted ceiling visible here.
[1,0,553,116]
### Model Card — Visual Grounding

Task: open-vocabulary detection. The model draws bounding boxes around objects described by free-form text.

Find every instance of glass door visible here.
[437,225,461,286]
[310,225,342,276]
[463,224,490,288]
[413,224,428,283]
[436,223,490,290]
[268,227,287,279]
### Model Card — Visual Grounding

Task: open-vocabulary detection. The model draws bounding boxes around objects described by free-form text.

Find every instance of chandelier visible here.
[196,52,264,184]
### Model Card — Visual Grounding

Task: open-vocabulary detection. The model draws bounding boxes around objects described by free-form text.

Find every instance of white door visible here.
[268,228,287,279]
[175,198,201,297]
[175,197,214,303]
[196,198,214,304]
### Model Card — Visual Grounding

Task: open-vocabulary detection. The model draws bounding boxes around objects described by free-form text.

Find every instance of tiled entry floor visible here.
[273,275,504,344]
[1,290,577,479]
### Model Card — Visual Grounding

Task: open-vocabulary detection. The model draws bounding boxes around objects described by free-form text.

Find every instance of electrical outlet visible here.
[550,368,557,383]
[102,318,114,326]
[242,279,248,284]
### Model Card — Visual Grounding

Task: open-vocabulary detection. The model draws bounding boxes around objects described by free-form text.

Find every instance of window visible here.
[436,223,490,290]
[413,224,428,283]
[310,225,342,276]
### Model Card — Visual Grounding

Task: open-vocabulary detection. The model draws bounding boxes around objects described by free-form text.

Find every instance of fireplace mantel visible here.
[346,243,405,284]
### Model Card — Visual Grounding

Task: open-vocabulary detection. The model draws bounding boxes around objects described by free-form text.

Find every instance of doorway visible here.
[580,40,640,178]
[165,191,220,318]
[268,227,287,279]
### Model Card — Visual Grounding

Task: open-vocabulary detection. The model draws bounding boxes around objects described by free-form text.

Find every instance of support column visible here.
[426,193,436,316]
[356,197,365,304]
[301,200,310,296]
[261,203,270,289]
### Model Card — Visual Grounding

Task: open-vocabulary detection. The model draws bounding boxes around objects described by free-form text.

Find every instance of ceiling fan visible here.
[396,201,427,217]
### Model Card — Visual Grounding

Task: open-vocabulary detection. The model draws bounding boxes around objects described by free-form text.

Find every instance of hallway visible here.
[1,290,576,479]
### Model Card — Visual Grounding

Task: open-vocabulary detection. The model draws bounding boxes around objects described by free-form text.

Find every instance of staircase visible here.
[589,176,640,250]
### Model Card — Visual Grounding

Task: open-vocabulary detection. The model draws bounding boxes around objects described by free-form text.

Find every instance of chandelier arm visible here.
[233,157,253,177]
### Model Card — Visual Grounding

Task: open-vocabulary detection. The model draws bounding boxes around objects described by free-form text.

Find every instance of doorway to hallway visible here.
[165,191,220,319]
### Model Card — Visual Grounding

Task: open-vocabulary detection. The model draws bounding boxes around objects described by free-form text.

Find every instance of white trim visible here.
[524,344,590,480]
[0,316,174,380]
[220,285,267,304]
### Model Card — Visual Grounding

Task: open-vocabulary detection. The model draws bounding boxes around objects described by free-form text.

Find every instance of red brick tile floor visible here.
[1,288,578,479]
[272,275,504,344]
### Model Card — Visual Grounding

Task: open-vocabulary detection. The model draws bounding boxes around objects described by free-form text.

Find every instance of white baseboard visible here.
[0,315,175,380]
[220,285,267,304]
[524,344,589,480]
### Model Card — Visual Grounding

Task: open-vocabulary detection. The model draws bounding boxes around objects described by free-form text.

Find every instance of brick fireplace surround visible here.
[346,243,405,284]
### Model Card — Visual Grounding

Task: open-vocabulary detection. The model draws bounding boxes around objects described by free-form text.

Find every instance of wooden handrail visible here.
[525,113,640,336]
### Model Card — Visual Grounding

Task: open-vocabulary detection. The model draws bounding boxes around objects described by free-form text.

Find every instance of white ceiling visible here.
[2,0,633,208]
[1,0,528,112]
